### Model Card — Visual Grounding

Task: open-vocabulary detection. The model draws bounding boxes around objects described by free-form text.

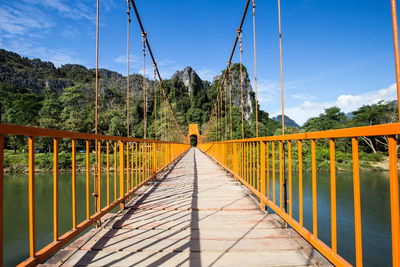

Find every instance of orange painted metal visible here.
[126,142,129,194]
[135,142,138,187]
[288,140,292,217]
[107,141,110,206]
[203,123,400,143]
[114,141,117,201]
[86,140,90,219]
[253,142,256,189]
[389,136,400,267]
[119,141,125,210]
[198,144,350,267]
[272,141,276,204]
[131,143,134,190]
[72,140,77,229]
[298,140,303,226]
[53,138,59,241]
[198,120,400,267]
[28,136,35,258]
[352,138,363,267]
[256,142,259,192]
[260,141,266,210]
[0,135,3,267]
[311,139,317,237]
[0,124,172,143]
[16,153,181,267]
[266,141,270,201]
[330,139,337,253]
[279,141,283,209]
[3,125,189,267]
[97,141,101,212]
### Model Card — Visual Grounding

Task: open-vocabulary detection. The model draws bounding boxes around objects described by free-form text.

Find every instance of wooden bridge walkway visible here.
[43,148,331,266]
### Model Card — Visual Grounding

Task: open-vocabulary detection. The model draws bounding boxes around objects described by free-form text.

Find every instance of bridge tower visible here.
[186,124,205,145]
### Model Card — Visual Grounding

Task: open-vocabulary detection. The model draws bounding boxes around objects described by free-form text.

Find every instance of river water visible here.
[3,171,397,266]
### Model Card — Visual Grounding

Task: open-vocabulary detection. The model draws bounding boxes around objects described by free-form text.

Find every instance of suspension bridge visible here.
[1,0,400,266]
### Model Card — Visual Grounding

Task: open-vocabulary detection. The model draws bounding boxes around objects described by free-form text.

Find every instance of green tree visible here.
[303,107,347,131]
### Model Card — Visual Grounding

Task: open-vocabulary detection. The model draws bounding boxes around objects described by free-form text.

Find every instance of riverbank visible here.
[2,149,392,174]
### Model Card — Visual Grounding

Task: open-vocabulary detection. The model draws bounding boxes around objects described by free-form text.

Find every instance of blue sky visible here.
[0,0,399,125]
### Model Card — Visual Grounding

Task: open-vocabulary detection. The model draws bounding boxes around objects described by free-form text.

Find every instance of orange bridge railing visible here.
[0,124,190,267]
[199,123,400,267]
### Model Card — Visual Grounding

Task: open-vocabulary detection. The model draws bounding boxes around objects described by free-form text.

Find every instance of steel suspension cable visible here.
[217,95,219,141]
[130,0,185,140]
[94,0,100,217]
[153,63,157,140]
[228,63,233,140]
[203,0,251,139]
[224,73,227,140]
[252,0,258,137]
[238,29,244,139]
[159,77,163,140]
[278,0,285,135]
[391,0,400,122]
[126,0,131,137]
[278,0,287,215]
[142,32,147,139]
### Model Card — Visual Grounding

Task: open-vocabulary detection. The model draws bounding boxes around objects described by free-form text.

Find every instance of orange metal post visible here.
[135,142,138,187]
[253,142,255,189]
[0,135,3,267]
[272,141,276,204]
[260,141,266,210]
[241,143,243,179]
[256,142,259,192]
[247,143,250,185]
[266,142,270,201]
[233,143,238,180]
[330,139,337,253]
[97,141,101,212]
[119,141,125,210]
[279,140,283,209]
[86,140,90,219]
[388,136,400,267]
[298,140,303,226]
[53,138,59,241]
[288,140,292,217]
[72,139,77,229]
[145,142,148,181]
[28,136,36,258]
[131,143,134,190]
[352,138,363,267]
[107,141,110,206]
[126,142,129,195]
[153,143,156,174]
[311,139,317,237]
[114,141,117,201]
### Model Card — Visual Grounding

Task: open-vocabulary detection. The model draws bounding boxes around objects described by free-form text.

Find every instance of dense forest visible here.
[0,49,398,172]
[0,49,280,151]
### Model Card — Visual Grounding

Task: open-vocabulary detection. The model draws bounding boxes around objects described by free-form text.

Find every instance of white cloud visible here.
[274,83,397,126]
[21,0,95,21]
[114,54,136,64]
[1,38,84,67]
[256,79,281,108]
[291,93,316,100]
[0,4,53,36]
[197,67,218,82]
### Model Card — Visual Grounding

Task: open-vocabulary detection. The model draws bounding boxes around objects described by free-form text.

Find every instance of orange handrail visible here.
[0,123,189,267]
[199,123,400,267]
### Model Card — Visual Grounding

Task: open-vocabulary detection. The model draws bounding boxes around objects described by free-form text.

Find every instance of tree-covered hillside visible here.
[0,49,280,151]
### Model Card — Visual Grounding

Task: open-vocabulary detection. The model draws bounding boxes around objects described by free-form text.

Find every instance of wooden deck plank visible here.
[43,148,332,267]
